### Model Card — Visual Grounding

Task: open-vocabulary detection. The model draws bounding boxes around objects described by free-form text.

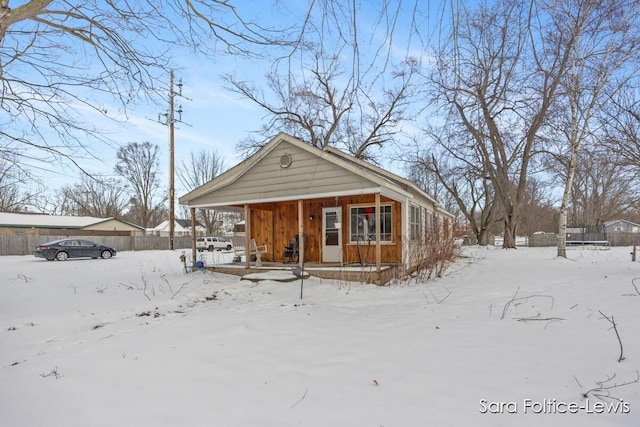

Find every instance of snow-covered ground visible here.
[1,246,639,426]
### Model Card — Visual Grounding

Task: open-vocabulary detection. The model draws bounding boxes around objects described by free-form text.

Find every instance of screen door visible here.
[322,207,342,262]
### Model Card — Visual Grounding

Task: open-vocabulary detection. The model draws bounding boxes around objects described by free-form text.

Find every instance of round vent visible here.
[279,153,292,168]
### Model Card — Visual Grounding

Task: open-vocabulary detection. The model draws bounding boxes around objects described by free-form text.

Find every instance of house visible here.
[0,212,145,236]
[151,219,206,237]
[233,220,245,236]
[179,133,455,283]
[603,219,640,234]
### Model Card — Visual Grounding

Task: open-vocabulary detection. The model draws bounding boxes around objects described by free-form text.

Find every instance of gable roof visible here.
[176,218,201,229]
[604,219,640,228]
[0,212,145,230]
[179,133,453,217]
[152,219,205,231]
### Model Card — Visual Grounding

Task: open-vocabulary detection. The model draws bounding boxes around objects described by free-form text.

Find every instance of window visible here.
[349,205,392,243]
[410,204,421,241]
[431,212,439,234]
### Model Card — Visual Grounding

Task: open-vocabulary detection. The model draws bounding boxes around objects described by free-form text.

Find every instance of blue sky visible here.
[8,1,447,202]
[36,38,271,196]
[11,1,292,197]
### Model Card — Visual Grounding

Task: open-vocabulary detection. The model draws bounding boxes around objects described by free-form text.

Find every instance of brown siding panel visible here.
[244,195,401,265]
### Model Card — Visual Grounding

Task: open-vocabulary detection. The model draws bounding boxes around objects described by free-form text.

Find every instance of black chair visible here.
[283,238,298,263]
[282,234,306,263]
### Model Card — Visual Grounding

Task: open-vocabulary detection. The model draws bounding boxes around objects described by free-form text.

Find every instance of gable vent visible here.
[279,153,292,168]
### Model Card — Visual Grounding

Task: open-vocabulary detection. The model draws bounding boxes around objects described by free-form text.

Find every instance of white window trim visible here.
[347,202,394,245]
[410,204,421,241]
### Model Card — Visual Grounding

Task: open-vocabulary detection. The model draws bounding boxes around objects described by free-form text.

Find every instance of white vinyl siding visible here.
[195,141,379,205]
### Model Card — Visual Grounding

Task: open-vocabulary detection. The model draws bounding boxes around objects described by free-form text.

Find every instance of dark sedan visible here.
[34,239,117,261]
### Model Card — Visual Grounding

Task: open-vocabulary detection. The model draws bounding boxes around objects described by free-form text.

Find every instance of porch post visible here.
[375,192,382,284]
[244,204,251,269]
[190,207,197,265]
[298,199,304,268]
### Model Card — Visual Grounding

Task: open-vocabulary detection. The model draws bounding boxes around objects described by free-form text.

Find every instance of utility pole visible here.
[158,70,187,250]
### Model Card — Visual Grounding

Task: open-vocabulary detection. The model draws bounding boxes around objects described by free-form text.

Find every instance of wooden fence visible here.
[3,232,638,255]
[0,235,196,256]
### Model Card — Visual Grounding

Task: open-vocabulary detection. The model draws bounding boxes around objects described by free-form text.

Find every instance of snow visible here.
[1,246,639,426]
[0,212,112,228]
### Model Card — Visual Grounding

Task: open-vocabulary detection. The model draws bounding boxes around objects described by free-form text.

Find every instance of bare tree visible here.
[58,175,127,217]
[404,154,457,215]
[0,0,296,172]
[568,148,639,228]
[432,158,497,246]
[599,85,640,226]
[408,127,498,246]
[27,183,66,215]
[114,142,166,228]
[225,2,422,161]
[602,85,640,171]
[548,0,640,257]
[0,152,29,211]
[177,149,225,234]
[517,177,558,235]
[428,0,579,248]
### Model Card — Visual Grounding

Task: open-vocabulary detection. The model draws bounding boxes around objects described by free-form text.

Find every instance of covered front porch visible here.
[187,191,402,285]
[190,249,399,285]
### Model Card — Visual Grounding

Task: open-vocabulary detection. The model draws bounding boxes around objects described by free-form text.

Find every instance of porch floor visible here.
[187,251,398,285]
[214,261,395,285]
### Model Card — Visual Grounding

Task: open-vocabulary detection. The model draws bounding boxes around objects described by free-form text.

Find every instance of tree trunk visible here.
[558,143,579,258]
[478,228,491,246]
[502,201,518,248]
[557,207,568,258]
[503,219,517,248]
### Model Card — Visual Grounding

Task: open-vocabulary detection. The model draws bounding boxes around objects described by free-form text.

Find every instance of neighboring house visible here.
[179,133,455,282]
[151,219,206,237]
[233,220,245,236]
[603,219,640,234]
[0,212,145,236]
